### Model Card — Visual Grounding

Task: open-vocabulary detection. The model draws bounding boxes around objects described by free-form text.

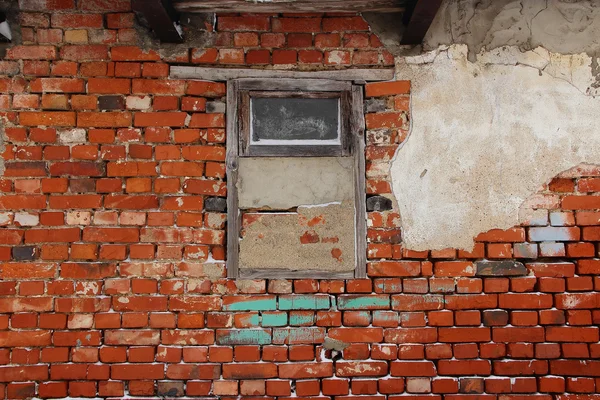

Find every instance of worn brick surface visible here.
[0,2,598,399]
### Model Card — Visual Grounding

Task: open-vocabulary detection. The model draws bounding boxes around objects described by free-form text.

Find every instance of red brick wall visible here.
[0,0,598,398]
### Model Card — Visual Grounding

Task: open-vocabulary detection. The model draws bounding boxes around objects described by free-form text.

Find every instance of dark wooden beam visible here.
[173,0,407,13]
[132,0,184,43]
[400,0,442,44]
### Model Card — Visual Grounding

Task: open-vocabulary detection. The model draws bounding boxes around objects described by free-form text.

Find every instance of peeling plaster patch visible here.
[425,0,600,59]
[14,212,39,227]
[239,201,355,272]
[392,44,600,251]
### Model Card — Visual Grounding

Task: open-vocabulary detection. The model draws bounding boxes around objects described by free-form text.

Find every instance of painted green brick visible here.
[222,295,277,311]
[278,295,330,310]
[289,312,314,326]
[216,329,272,345]
[337,295,390,310]
[272,327,326,344]
[261,312,287,327]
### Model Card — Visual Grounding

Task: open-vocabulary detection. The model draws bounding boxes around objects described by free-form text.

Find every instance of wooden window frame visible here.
[227,78,366,279]
[239,90,351,157]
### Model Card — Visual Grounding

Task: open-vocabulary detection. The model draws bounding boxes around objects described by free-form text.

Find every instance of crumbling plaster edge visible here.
[388,43,600,252]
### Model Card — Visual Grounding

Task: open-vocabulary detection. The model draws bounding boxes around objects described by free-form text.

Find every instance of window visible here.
[227,79,366,279]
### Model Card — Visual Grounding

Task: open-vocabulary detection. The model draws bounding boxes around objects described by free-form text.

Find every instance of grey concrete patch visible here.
[237,157,354,210]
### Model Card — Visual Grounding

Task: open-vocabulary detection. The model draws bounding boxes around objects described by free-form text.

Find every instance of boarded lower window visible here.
[227,79,366,279]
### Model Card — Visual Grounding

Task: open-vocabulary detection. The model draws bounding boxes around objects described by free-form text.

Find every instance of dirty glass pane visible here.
[251,97,340,144]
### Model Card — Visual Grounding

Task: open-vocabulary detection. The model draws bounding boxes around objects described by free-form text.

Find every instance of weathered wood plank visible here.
[238,79,350,92]
[400,0,443,44]
[239,269,355,280]
[226,80,240,279]
[173,0,407,13]
[170,66,395,82]
[132,0,184,43]
[351,85,367,278]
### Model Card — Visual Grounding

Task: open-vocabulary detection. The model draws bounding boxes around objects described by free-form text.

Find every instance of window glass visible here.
[250,97,340,144]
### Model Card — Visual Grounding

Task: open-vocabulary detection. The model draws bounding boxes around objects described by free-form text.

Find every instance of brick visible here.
[223,363,277,379]
[79,0,131,11]
[111,46,161,61]
[438,327,491,342]
[135,112,188,127]
[273,49,297,64]
[366,81,411,97]
[216,329,271,345]
[529,227,580,241]
[476,260,528,276]
[218,16,270,31]
[384,327,438,343]
[111,364,164,380]
[337,294,389,310]
[336,361,388,377]
[187,81,226,97]
[527,262,575,277]
[279,362,333,379]
[323,16,369,31]
[499,293,553,309]
[41,94,68,110]
[20,111,76,126]
[77,111,132,128]
[88,78,131,94]
[546,326,599,342]
[325,50,351,65]
[51,13,102,28]
[279,295,330,310]
[191,48,219,64]
[328,327,383,343]
[493,327,545,342]
[0,365,48,382]
[132,79,185,95]
[368,261,421,276]
[83,227,139,243]
[391,361,436,377]
[64,29,88,43]
[6,45,57,60]
[444,294,497,309]
[391,294,444,311]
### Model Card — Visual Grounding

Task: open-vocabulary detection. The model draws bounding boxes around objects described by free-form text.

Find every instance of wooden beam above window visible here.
[400,0,443,45]
[132,0,184,43]
[170,66,395,82]
[172,0,408,13]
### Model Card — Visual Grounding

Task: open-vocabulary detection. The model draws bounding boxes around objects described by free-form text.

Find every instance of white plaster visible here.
[58,128,86,144]
[391,44,600,251]
[0,212,12,226]
[126,95,152,110]
[14,212,39,227]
